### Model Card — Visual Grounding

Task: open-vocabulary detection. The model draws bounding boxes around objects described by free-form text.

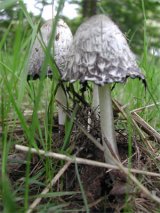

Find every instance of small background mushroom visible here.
[28,18,73,126]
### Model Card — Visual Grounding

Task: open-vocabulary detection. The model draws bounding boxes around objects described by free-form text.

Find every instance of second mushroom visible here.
[28,19,73,127]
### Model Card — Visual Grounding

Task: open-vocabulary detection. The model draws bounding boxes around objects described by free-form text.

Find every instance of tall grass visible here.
[0,0,66,211]
[0,0,160,212]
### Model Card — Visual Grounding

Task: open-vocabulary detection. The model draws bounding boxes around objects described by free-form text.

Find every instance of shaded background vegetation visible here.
[1,0,160,55]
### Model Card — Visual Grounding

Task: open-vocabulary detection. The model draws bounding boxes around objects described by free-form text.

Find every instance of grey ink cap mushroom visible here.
[28,19,73,80]
[28,19,73,126]
[63,14,145,84]
[62,14,145,164]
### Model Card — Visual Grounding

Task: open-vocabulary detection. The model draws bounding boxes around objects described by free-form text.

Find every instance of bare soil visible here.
[1,104,160,212]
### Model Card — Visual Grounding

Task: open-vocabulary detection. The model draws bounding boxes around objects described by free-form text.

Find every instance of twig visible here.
[27,161,71,213]
[56,100,104,152]
[131,112,160,143]
[111,156,160,204]
[131,102,160,113]
[113,99,158,155]
[81,197,105,211]
[105,151,137,174]
[15,144,160,178]
[113,99,155,150]
[0,110,46,124]
[113,99,146,140]
[75,119,103,151]
[114,99,160,143]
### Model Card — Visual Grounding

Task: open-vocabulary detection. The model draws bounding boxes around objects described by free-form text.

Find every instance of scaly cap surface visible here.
[28,19,73,80]
[63,14,145,85]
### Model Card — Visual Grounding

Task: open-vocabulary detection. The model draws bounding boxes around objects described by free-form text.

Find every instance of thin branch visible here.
[15,144,160,178]
[56,100,104,152]
[131,102,160,113]
[81,197,105,211]
[113,99,146,139]
[113,99,157,155]
[111,155,160,204]
[27,161,71,213]
[131,111,160,142]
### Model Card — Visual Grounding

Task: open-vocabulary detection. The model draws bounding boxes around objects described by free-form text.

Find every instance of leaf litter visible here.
[0,98,160,212]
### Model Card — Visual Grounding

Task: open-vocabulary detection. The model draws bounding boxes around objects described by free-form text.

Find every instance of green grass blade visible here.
[61,104,79,151]
[0,0,17,10]
[75,161,89,213]
[1,177,17,213]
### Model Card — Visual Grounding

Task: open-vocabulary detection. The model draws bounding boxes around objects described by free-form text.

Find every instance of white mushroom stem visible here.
[56,86,67,126]
[88,84,99,132]
[98,84,119,164]
[92,84,99,118]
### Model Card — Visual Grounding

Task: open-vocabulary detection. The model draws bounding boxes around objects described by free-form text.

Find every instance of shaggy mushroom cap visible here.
[28,19,73,80]
[62,14,145,85]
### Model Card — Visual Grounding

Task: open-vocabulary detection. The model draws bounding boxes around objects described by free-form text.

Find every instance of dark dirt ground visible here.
[1,104,160,213]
